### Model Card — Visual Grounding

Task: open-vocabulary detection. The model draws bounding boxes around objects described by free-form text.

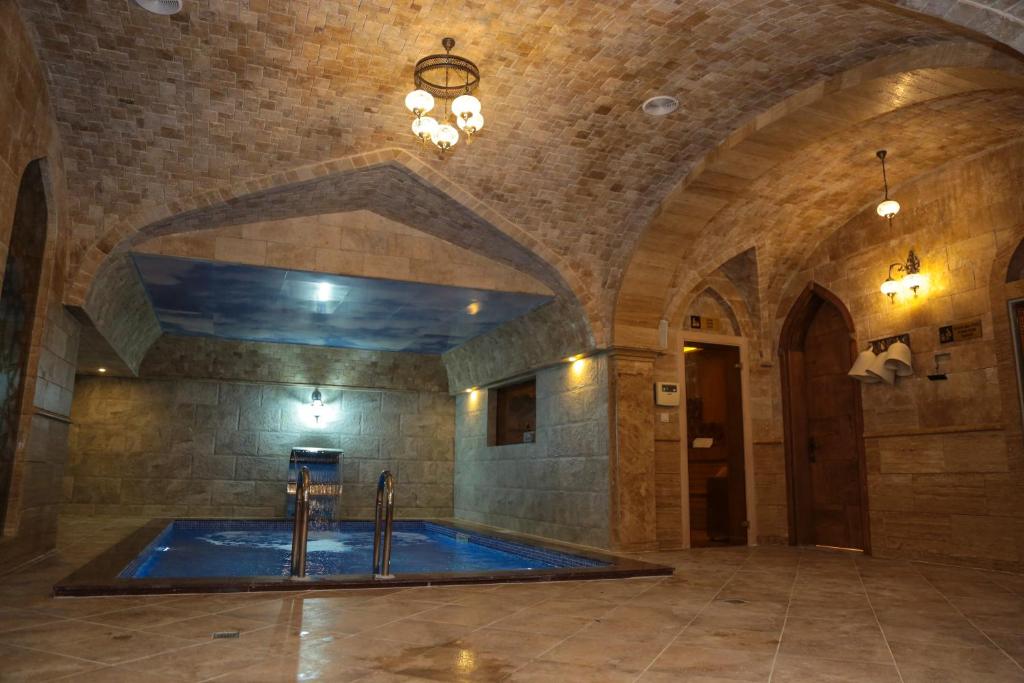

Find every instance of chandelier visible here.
[404,37,484,154]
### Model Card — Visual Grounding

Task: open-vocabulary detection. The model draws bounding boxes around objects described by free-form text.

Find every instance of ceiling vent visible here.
[132,0,183,15]
[641,95,679,117]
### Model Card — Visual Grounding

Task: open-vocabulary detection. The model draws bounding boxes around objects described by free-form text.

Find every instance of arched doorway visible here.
[0,160,49,530]
[779,283,869,552]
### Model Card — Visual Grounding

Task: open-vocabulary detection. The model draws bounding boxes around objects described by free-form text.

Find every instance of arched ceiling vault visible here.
[17,0,1005,343]
[615,46,1024,348]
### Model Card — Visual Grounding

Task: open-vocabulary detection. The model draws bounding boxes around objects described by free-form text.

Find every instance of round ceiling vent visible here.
[132,0,183,15]
[642,95,680,117]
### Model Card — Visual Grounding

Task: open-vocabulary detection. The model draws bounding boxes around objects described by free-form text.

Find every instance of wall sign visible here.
[939,319,983,345]
[689,315,719,331]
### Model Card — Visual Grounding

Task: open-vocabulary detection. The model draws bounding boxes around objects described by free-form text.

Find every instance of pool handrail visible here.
[372,470,396,578]
[290,466,312,577]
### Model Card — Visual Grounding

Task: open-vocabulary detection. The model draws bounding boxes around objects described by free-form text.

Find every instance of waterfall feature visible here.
[287,447,342,529]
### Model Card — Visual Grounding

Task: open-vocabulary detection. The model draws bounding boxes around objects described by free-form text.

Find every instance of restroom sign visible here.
[689,315,718,331]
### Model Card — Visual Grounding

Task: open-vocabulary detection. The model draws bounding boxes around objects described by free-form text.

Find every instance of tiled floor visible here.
[1,517,1023,682]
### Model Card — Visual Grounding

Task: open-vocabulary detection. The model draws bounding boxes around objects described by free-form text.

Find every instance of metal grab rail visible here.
[372,470,395,578]
[290,466,312,577]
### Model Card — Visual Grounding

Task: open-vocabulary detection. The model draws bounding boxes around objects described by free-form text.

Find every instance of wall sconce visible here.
[310,388,324,423]
[880,250,925,303]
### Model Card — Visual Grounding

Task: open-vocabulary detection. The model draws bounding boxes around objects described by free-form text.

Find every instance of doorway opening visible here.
[683,341,748,547]
[779,284,869,552]
[0,160,49,531]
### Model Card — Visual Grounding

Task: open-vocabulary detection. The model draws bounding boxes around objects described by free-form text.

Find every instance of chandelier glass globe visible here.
[411,116,439,142]
[433,123,459,151]
[405,89,434,117]
[452,94,481,120]
[457,112,484,134]
[876,199,901,219]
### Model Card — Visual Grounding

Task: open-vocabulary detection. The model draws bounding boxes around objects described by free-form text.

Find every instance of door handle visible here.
[808,436,817,463]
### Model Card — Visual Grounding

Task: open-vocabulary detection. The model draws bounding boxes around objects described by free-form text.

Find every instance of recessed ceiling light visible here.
[98,367,107,373]
[642,95,679,117]
[132,0,183,15]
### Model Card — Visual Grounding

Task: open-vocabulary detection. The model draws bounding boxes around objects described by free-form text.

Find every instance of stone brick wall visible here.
[134,209,550,296]
[80,254,162,373]
[0,3,80,572]
[453,354,610,548]
[65,336,453,520]
[755,142,1024,570]
[443,299,594,392]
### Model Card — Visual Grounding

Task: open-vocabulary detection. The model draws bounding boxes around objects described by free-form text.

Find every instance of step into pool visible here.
[54,518,672,595]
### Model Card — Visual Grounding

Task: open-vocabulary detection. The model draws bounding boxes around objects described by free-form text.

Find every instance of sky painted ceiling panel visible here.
[132,253,552,355]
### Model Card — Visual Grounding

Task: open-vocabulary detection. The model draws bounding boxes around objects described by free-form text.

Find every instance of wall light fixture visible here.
[880,250,925,303]
[310,388,324,423]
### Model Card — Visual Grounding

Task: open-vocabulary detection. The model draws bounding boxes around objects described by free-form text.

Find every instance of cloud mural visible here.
[132,253,553,354]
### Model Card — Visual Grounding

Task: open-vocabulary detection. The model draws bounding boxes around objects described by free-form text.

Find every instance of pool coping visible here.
[52,518,673,596]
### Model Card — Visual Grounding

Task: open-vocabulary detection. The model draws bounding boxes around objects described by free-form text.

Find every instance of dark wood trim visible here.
[778,282,871,554]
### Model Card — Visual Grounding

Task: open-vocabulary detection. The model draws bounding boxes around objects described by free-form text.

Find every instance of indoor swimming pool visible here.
[119,520,606,579]
[55,518,671,595]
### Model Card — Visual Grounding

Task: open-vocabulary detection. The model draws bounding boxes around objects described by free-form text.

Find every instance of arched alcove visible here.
[0,160,49,530]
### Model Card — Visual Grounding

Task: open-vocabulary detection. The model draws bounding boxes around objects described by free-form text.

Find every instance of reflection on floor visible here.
[1,516,1023,682]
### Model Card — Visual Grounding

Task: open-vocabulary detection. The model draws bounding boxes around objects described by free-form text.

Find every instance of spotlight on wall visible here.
[466,301,480,316]
[880,250,925,303]
[310,388,324,423]
[465,386,478,394]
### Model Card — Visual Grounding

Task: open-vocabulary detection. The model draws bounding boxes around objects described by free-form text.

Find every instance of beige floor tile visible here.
[541,633,666,674]
[675,623,782,653]
[771,654,901,682]
[388,643,522,681]
[505,659,638,682]
[0,619,134,650]
[452,627,563,661]
[53,665,186,682]
[359,618,471,647]
[208,655,370,682]
[889,639,1024,681]
[290,606,405,635]
[84,605,208,630]
[779,616,891,664]
[0,642,103,682]
[411,603,506,627]
[117,639,273,680]
[647,643,774,681]
[140,611,272,641]
[0,608,64,634]
[489,608,593,636]
[48,629,195,665]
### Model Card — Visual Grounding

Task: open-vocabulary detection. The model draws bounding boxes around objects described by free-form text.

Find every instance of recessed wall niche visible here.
[488,378,537,446]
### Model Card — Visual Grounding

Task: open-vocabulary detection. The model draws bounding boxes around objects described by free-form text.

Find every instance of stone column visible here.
[608,347,659,551]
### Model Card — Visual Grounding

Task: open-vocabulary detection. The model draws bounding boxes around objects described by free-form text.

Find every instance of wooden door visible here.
[685,343,748,547]
[780,285,869,552]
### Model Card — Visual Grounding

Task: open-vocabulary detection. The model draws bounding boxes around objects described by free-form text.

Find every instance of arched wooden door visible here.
[779,284,870,552]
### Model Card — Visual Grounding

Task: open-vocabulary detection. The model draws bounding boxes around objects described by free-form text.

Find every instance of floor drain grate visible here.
[212,631,240,639]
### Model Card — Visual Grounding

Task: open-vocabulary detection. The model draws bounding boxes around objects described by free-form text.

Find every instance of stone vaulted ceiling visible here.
[14,0,995,336]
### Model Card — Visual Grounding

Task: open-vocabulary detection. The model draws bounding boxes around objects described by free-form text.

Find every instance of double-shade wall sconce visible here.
[874,151,926,303]
[880,249,926,303]
[849,340,913,385]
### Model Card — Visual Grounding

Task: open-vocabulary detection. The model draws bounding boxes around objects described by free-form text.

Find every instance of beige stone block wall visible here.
[65,338,454,520]
[753,142,1024,570]
[453,354,610,548]
[134,209,551,296]
[0,3,81,572]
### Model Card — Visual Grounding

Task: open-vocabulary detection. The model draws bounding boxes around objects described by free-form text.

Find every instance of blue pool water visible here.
[119,520,607,579]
